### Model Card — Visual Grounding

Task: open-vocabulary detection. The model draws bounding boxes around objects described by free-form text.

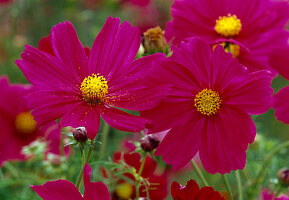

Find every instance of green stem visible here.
[60,133,65,156]
[222,174,233,200]
[254,140,289,187]
[75,140,95,189]
[135,154,146,200]
[98,122,110,160]
[235,171,243,200]
[190,160,209,186]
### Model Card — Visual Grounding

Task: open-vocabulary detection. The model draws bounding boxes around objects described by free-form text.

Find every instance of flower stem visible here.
[222,174,233,200]
[75,140,95,189]
[235,171,243,200]
[254,140,289,187]
[190,160,209,186]
[135,153,146,200]
[98,122,110,160]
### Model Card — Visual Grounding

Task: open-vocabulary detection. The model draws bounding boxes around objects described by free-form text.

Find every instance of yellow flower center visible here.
[80,73,108,103]
[213,42,240,58]
[194,89,222,116]
[115,182,134,199]
[15,112,37,134]
[215,14,242,37]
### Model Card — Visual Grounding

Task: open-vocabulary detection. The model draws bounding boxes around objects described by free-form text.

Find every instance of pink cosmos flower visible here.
[141,38,273,174]
[0,76,62,166]
[260,189,289,200]
[165,0,289,73]
[269,46,289,81]
[16,17,169,139]
[122,0,151,7]
[273,86,289,124]
[31,163,110,200]
[171,179,225,200]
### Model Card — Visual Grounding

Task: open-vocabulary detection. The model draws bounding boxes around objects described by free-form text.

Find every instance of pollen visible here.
[213,42,240,58]
[215,14,242,38]
[115,182,133,199]
[15,112,37,134]
[80,73,108,103]
[194,89,222,116]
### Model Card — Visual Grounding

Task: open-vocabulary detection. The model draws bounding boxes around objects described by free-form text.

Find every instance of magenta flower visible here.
[0,76,61,166]
[165,0,289,73]
[273,86,289,124]
[141,38,273,174]
[31,163,110,200]
[269,46,289,81]
[260,189,289,200]
[171,179,224,200]
[16,17,168,139]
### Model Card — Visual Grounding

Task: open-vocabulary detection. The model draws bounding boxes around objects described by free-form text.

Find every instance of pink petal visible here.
[60,103,100,139]
[141,100,194,133]
[269,45,289,81]
[83,164,110,200]
[171,38,212,89]
[154,111,204,170]
[274,86,289,124]
[200,107,256,174]
[31,180,83,200]
[16,45,80,90]
[88,17,140,85]
[106,53,170,111]
[27,90,80,126]
[51,21,89,81]
[98,104,148,132]
[224,70,273,115]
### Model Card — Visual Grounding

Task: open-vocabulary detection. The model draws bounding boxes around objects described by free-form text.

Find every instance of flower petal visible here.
[273,86,289,124]
[224,70,273,115]
[16,45,79,90]
[98,104,148,132]
[154,111,204,170]
[83,164,110,200]
[60,103,100,139]
[88,17,140,84]
[200,107,256,174]
[30,180,83,200]
[106,53,170,111]
[51,21,89,81]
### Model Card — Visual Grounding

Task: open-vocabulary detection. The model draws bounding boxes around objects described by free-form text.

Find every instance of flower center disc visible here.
[15,112,37,134]
[215,14,242,37]
[194,89,222,116]
[80,73,108,103]
[115,182,133,199]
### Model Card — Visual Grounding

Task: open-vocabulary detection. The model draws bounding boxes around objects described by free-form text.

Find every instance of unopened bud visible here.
[278,168,289,185]
[143,26,168,53]
[140,134,160,152]
[73,127,88,142]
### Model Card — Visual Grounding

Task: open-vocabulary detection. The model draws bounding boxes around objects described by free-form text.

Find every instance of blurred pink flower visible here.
[31,163,110,200]
[273,86,289,124]
[0,76,62,166]
[260,189,289,200]
[16,17,169,139]
[122,0,151,7]
[165,0,289,74]
[171,179,225,200]
[141,38,273,174]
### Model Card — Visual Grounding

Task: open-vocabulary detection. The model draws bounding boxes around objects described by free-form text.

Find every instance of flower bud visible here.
[143,26,168,53]
[277,168,289,185]
[140,134,160,152]
[73,127,88,142]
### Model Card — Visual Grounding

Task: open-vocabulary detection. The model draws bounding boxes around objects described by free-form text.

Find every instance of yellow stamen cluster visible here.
[80,73,108,103]
[15,112,37,134]
[115,182,133,199]
[194,89,222,116]
[215,14,242,37]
